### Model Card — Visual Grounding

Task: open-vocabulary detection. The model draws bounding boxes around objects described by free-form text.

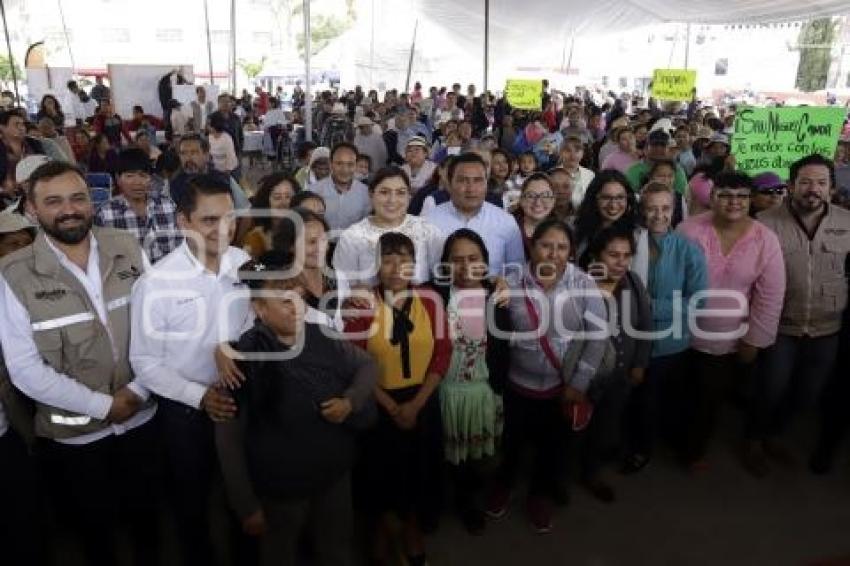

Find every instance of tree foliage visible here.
[0,54,23,83]
[795,17,838,92]
[237,56,268,79]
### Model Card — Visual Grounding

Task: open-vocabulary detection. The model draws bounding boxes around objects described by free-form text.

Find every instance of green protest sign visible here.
[505,79,542,110]
[731,106,846,179]
[651,69,697,101]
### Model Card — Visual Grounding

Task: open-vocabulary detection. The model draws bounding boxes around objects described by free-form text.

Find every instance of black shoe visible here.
[583,478,616,503]
[620,453,651,475]
[459,506,487,536]
[407,554,429,566]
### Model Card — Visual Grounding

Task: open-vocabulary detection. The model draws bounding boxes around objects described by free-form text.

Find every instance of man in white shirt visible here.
[402,135,438,193]
[130,173,252,566]
[263,96,288,128]
[425,152,524,277]
[0,161,159,566]
[309,142,371,232]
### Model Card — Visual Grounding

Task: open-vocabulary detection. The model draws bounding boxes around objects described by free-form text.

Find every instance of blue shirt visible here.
[647,231,708,357]
[425,201,524,277]
[309,176,371,232]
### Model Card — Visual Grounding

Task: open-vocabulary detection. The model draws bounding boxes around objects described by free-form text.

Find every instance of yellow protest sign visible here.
[651,69,697,101]
[505,79,543,110]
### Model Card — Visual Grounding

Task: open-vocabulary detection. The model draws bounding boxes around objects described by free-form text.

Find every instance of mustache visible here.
[56,214,85,223]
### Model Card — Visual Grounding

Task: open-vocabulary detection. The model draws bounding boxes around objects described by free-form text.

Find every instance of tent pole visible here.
[303,0,312,142]
[404,20,418,94]
[230,0,236,93]
[369,0,375,89]
[684,22,691,68]
[0,0,18,104]
[484,0,489,92]
[203,0,214,85]
[57,0,75,72]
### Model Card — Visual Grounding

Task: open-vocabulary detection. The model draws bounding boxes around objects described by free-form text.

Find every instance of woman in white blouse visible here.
[333,167,444,286]
[207,112,239,175]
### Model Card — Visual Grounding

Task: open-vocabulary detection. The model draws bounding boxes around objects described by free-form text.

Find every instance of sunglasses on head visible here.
[755,186,786,196]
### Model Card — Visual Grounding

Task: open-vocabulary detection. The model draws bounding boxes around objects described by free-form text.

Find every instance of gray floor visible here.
[424,410,850,566]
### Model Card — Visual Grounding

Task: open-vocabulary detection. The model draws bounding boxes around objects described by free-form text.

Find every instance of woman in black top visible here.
[216,258,377,566]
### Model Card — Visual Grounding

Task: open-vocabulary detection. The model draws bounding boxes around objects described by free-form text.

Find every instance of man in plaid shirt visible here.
[95,148,182,263]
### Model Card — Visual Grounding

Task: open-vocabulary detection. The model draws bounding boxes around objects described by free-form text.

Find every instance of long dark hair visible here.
[252,172,302,230]
[574,169,638,246]
[39,94,64,120]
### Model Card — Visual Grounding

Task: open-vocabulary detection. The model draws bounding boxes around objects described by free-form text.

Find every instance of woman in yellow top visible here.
[242,172,300,259]
[346,232,451,566]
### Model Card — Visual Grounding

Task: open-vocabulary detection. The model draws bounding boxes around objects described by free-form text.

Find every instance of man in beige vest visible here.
[0,210,46,565]
[746,154,850,477]
[0,161,160,566]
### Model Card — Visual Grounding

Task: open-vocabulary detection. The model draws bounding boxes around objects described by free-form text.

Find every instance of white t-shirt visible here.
[209,132,238,173]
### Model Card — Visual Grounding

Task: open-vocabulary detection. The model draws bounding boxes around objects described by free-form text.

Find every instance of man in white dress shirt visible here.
[130,173,253,566]
[0,161,159,566]
[425,152,524,277]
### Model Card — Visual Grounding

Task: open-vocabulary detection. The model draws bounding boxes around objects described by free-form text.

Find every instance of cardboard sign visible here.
[731,106,846,179]
[505,79,543,110]
[651,69,697,101]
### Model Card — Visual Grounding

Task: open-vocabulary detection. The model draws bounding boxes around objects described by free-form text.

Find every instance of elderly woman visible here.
[345,232,451,566]
[621,183,707,474]
[486,219,607,534]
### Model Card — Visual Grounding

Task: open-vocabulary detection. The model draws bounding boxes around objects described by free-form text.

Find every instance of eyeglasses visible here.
[755,187,786,196]
[714,191,751,201]
[597,195,627,204]
[522,192,555,202]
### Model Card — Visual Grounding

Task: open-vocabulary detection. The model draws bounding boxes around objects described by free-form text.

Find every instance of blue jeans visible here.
[749,333,839,440]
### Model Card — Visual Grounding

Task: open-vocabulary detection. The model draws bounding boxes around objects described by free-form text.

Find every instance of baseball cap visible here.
[647,129,672,147]
[0,211,36,235]
[406,135,430,150]
[708,133,730,147]
[355,116,374,127]
[15,155,51,185]
[752,172,787,191]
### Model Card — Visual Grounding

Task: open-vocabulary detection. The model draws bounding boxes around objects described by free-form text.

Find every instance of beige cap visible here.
[355,116,374,127]
[0,211,36,235]
[15,155,50,185]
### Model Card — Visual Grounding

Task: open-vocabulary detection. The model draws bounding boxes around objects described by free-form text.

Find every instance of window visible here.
[155,28,183,42]
[715,58,728,76]
[101,28,130,43]
[252,32,272,44]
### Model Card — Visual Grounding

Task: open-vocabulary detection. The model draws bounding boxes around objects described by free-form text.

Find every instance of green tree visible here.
[795,17,838,92]
[296,14,351,58]
[0,54,23,82]
[237,56,268,80]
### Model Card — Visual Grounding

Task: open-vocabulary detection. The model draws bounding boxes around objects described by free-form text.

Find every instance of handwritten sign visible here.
[651,69,697,101]
[505,79,543,110]
[731,106,846,179]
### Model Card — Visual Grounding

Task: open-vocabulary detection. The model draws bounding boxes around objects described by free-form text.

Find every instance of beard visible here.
[41,213,93,245]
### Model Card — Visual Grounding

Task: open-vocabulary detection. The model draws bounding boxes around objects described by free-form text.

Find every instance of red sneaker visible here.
[485,484,511,520]
[526,496,553,534]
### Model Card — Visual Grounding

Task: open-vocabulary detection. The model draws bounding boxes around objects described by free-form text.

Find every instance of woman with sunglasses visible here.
[749,172,787,217]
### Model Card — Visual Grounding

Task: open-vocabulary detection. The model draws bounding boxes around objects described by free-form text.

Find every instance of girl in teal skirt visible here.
[431,228,512,535]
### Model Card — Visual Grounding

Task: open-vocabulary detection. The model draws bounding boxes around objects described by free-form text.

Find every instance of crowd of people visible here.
[0,76,849,566]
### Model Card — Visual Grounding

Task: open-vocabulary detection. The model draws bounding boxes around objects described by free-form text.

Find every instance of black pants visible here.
[624,351,689,457]
[748,334,839,440]
[497,388,571,499]
[259,474,353,566]
[158,399,254,566]
[683,350,755,464]
[581,373,632,480]
[0,429,47,566]
[39,419,162,566]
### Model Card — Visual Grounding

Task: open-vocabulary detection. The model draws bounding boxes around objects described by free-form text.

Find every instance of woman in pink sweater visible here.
[676,171,786,471]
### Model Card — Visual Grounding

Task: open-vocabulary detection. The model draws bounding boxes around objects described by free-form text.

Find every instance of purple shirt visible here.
[676,212,786,355]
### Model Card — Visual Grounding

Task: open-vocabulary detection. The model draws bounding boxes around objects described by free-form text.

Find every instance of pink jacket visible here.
[677,212,786,355]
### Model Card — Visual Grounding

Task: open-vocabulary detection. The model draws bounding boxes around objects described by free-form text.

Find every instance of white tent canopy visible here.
[307,0,850,90]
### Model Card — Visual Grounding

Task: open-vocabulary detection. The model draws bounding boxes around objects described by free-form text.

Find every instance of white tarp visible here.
[314,0,850,91]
